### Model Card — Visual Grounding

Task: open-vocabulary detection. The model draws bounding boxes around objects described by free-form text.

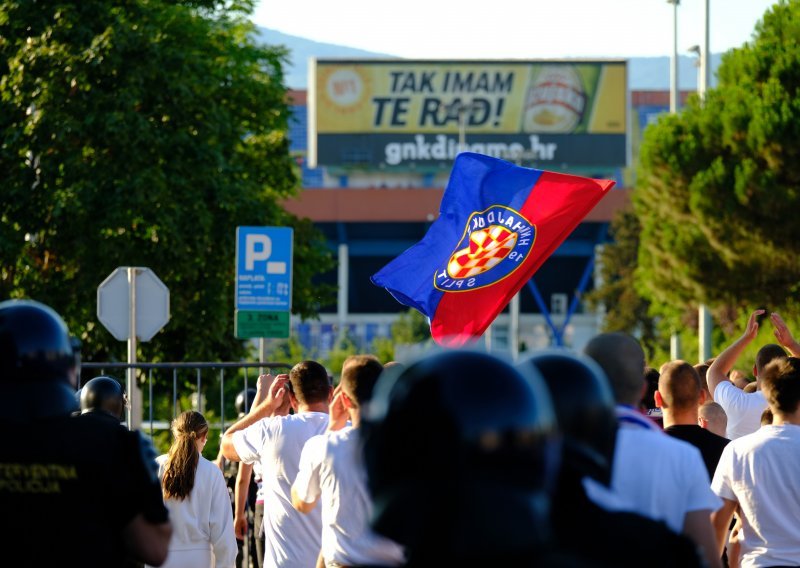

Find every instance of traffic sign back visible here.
[97,267,170,341]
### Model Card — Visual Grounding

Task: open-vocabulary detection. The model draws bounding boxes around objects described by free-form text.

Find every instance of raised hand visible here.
[328,385,349,432]
[742,309,765,342]
[770,312,800,356]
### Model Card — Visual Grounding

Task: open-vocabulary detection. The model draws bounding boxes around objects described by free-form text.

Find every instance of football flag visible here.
[370,152,615,346]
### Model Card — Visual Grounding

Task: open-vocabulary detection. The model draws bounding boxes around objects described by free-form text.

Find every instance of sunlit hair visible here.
[289,360,330,405]
[340,354,383,408]
[162,410,208,500]
[761,357,800,415]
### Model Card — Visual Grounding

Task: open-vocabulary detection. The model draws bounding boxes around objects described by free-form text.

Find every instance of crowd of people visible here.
[2,298,800,567]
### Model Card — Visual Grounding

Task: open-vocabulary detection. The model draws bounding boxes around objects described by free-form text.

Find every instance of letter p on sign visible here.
[245,234,272,270]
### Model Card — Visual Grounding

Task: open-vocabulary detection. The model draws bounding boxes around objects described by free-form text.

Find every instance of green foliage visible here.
[367,308,433,363]
[585,209,661,360]
[635,1,800,330]
[391,308,432,344]
[0,1,334,366]
[269,336,310,365]
[371,336,396,364]
[325,332,359,383]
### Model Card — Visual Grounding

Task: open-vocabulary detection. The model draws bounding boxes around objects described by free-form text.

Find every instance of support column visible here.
[699,305,712,362]
[337,243,349,341]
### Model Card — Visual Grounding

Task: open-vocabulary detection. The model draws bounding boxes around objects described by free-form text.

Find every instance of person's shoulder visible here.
[713,379,738,400]
[197,455,225,478]
[328,425,355,443]
[302,432,330,455]
[701,427,731,447]
[633,426,707,461]
[726,426,772,453]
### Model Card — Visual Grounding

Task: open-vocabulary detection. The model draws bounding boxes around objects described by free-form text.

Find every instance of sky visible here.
[251,0,777,59]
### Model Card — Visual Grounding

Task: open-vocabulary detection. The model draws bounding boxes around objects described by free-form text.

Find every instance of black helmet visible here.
[361,349,559,561]
[80,376,126,420]
[0,299,80,419]
[517,349,617,486]
[235,387,257,416]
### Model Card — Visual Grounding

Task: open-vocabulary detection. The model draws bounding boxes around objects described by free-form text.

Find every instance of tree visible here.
[584,209,661,360]
[635,1,800,325]
[0,1,334,364]
[370,308,433,362]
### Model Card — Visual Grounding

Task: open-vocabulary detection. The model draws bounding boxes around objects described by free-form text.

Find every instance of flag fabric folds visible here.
[370,152,615,346]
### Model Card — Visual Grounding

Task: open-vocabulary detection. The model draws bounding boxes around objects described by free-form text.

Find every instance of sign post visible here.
[97,267,170,428]
[235,227,293,371]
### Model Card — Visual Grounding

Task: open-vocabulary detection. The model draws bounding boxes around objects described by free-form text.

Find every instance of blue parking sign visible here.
[235,226,293,312]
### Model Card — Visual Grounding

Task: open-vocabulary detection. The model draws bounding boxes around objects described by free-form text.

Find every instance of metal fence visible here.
[81,361,293,436]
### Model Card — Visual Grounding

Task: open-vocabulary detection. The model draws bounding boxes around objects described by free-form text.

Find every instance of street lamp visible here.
[667,0,681,359]
[450,100,483,149]
[667,0,680,113]
[688,44,701,91]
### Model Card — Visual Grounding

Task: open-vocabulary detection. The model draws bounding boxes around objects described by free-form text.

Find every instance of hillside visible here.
[257,27,722,91]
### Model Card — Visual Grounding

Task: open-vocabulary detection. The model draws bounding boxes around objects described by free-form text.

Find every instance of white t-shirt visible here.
[711,424,800,568]
[293,428,406,567]
[713,381,767,439]
[232,412,330,568]
[607,427,722,533]
[153,455,237,568]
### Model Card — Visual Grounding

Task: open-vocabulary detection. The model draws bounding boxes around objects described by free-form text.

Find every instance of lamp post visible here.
[667,0,681,359]
[667,0,680,113]
[697,0,713,362]
[454,100,483,149]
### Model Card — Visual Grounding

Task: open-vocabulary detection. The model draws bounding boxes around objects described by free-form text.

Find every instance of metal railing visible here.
[82,361,292,435]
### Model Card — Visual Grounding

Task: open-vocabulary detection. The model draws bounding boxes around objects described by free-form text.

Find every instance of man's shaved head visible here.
[583,332,646,406]
[699,401,727,438]
[658,360,702,412]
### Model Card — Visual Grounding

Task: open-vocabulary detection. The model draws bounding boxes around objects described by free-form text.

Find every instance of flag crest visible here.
[371,152,614,346]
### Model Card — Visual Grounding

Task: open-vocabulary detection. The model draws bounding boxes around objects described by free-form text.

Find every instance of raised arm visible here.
[708,310,763,399]
[221,374,287,461]
[770,312,800,357]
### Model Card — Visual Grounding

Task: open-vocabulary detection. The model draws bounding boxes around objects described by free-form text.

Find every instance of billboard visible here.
[308,59,627,169]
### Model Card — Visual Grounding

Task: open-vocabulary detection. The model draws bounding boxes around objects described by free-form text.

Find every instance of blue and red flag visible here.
[370,152,615,346]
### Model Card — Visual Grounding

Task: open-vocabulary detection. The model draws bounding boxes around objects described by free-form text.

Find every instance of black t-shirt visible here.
[552,470,704,568]
[664,424,730,479]
[0,414,167,567]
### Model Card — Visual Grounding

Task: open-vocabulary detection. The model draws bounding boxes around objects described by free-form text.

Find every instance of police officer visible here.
[0,299,172,567]
[360,349,569,566]
[79,375,127,422]
[519,350,704,568]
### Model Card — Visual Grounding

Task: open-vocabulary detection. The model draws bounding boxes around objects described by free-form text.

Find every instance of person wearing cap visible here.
[0,299,171,566]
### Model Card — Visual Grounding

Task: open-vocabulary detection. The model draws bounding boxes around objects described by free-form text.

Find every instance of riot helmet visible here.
[235,387,257,416]
[361,349,559,561]
[0,299,81,419]
[80,376,126,420]
[517,349,618,486]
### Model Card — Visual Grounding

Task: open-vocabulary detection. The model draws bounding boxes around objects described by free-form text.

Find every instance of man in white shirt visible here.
[221,361,333,568]
[707,310,798,439]
[584,332,723,568]
[711,356,800,568]
[292,355,406,568]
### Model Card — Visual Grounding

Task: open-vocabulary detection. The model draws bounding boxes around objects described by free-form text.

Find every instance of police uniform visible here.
[0,299,169,567]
